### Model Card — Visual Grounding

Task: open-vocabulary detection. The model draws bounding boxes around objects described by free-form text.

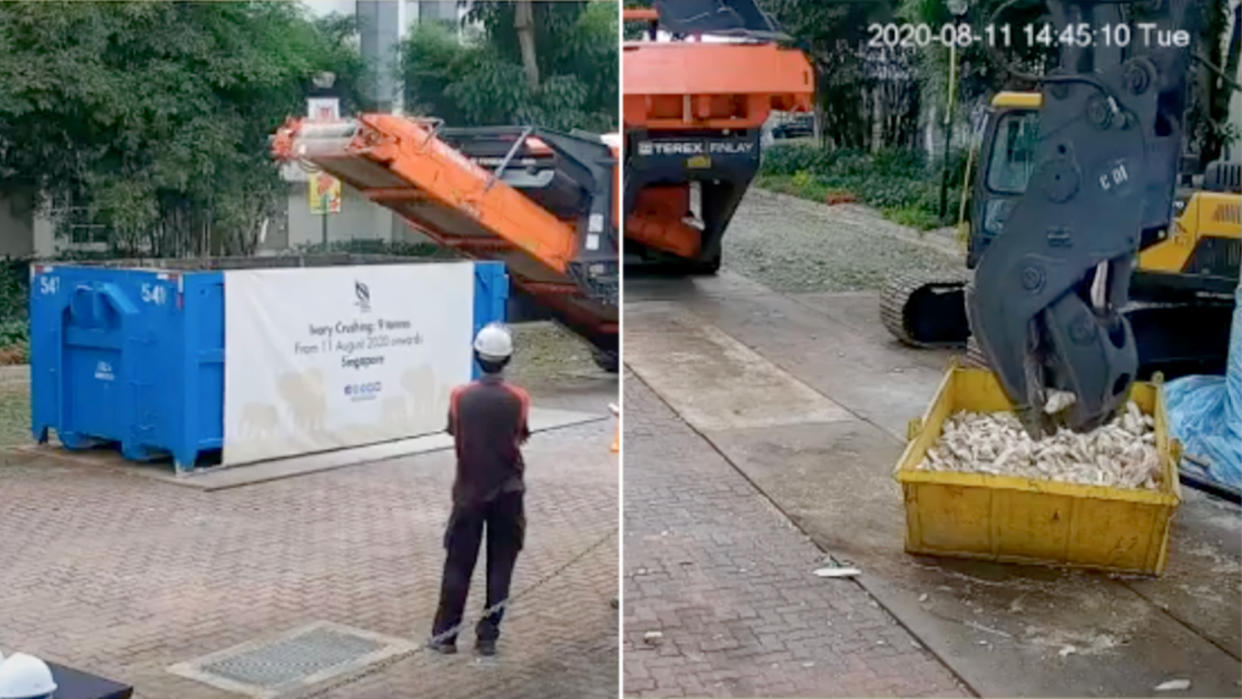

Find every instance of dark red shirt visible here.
[446,374,531,506]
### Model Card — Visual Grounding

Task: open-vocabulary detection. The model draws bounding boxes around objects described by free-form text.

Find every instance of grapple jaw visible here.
[968,0,1194,437]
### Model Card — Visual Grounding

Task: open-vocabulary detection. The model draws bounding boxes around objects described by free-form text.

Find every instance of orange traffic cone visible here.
[609,403,619,453]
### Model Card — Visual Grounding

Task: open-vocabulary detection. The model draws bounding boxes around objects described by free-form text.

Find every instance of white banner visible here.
[223,263,475,465]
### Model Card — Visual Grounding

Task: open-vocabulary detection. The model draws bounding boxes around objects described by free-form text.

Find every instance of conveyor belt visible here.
[272,115,618,352]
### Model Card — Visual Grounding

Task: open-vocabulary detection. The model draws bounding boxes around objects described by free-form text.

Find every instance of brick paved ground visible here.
[0,417,617,698]
[623,373,967,698]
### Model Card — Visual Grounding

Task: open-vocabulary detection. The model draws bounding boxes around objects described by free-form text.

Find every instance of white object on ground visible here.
[916,401,1160,490]
[813,566,861,578]
[1154,679,1191,692]
[643,631,663,646]
[1058,645,1077,658]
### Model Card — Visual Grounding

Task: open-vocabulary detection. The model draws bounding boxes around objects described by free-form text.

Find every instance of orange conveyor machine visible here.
[622,2,813,273]
[272,115,619,366]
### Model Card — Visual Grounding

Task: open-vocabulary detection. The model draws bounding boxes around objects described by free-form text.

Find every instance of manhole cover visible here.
[168,621,416,698]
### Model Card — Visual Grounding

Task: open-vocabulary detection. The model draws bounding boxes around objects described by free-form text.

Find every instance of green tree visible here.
[899,0,1231,166]
[0,1,366,256]
[402,1,618,133]
[622,0,653,40]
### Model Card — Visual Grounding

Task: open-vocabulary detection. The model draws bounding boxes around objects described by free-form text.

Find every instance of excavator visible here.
[882,91,1240,380]
[271,115,621,371]
[880,0,1240,436]
[622,0,814,273]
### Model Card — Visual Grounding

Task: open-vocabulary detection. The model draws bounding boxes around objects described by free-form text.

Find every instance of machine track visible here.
[881,274,1234,380]
[879,272,970,348]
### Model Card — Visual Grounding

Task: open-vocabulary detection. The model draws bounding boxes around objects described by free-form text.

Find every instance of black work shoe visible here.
[427,638,457,655]
[475,639,497,656]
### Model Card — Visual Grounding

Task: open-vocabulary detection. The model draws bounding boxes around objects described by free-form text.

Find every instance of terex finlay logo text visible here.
[636,141,754,156]
[354,280,371,313]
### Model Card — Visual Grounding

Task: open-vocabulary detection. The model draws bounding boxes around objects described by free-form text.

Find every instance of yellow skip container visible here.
[893,365,1181,575]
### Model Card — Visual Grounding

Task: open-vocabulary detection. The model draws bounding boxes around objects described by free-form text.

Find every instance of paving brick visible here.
[622,373,967,698]
[0,420,617,698]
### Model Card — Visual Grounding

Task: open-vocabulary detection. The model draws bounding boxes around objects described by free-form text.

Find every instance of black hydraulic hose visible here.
[1179,461,1242,505]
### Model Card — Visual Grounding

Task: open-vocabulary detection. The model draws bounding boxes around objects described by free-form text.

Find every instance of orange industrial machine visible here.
[623,0,813,273]
[272,115,620,370]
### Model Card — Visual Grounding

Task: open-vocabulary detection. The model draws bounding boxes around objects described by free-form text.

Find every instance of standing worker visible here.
[429,323,530,657]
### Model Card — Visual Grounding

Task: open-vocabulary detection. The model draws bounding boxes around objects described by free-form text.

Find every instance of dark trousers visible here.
[431,492,525,644]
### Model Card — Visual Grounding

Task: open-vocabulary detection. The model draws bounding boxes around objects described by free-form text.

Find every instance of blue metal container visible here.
[30,260,507,472]
[471,260,510,378]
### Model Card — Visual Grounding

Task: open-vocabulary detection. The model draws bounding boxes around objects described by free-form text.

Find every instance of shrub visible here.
[758,143,966,230]
[293,239,455,258]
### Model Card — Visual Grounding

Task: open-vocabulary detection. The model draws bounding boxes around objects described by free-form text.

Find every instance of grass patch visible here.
[0,382,30,447]
[882,205,944,230]
[0,261,28,364]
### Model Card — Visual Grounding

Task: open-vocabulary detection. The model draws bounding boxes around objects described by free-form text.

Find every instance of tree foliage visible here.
[402,1,618,133]
[761,1,900,150]
[622,0,653,40]
[0,1,365,256]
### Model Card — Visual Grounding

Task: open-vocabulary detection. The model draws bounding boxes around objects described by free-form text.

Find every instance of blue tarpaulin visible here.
[1165,279,1242,491]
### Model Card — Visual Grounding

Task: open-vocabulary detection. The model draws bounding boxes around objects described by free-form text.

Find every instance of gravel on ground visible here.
[506,321,611,391]
[723,188,965,293]
[0,382,28,448]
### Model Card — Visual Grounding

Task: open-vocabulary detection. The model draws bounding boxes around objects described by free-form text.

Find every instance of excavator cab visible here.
[968,93,1042,269]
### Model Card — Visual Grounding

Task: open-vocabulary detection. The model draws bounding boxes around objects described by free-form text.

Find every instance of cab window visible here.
[986,111,1039,194]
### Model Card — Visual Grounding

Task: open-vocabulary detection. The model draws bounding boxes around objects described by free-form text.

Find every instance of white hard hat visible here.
[473,323,513,361]
[0,653,57,699]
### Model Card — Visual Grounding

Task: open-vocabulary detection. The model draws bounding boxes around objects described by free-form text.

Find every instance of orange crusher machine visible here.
[623,0,814,273]
[272,116,620,370]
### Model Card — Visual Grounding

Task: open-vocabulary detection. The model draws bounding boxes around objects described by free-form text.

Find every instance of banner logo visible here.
[343,381,383,401]
[355,281,371,313]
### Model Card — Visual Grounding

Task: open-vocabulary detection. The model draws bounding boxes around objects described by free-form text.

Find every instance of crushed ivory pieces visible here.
[917,401,1162,490]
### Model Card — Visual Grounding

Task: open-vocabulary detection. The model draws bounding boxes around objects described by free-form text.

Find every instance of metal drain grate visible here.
[202,626,380,687]
[168,621,416,698]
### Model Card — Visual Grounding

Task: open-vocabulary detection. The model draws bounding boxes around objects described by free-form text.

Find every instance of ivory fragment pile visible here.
[917,402,1161,490]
